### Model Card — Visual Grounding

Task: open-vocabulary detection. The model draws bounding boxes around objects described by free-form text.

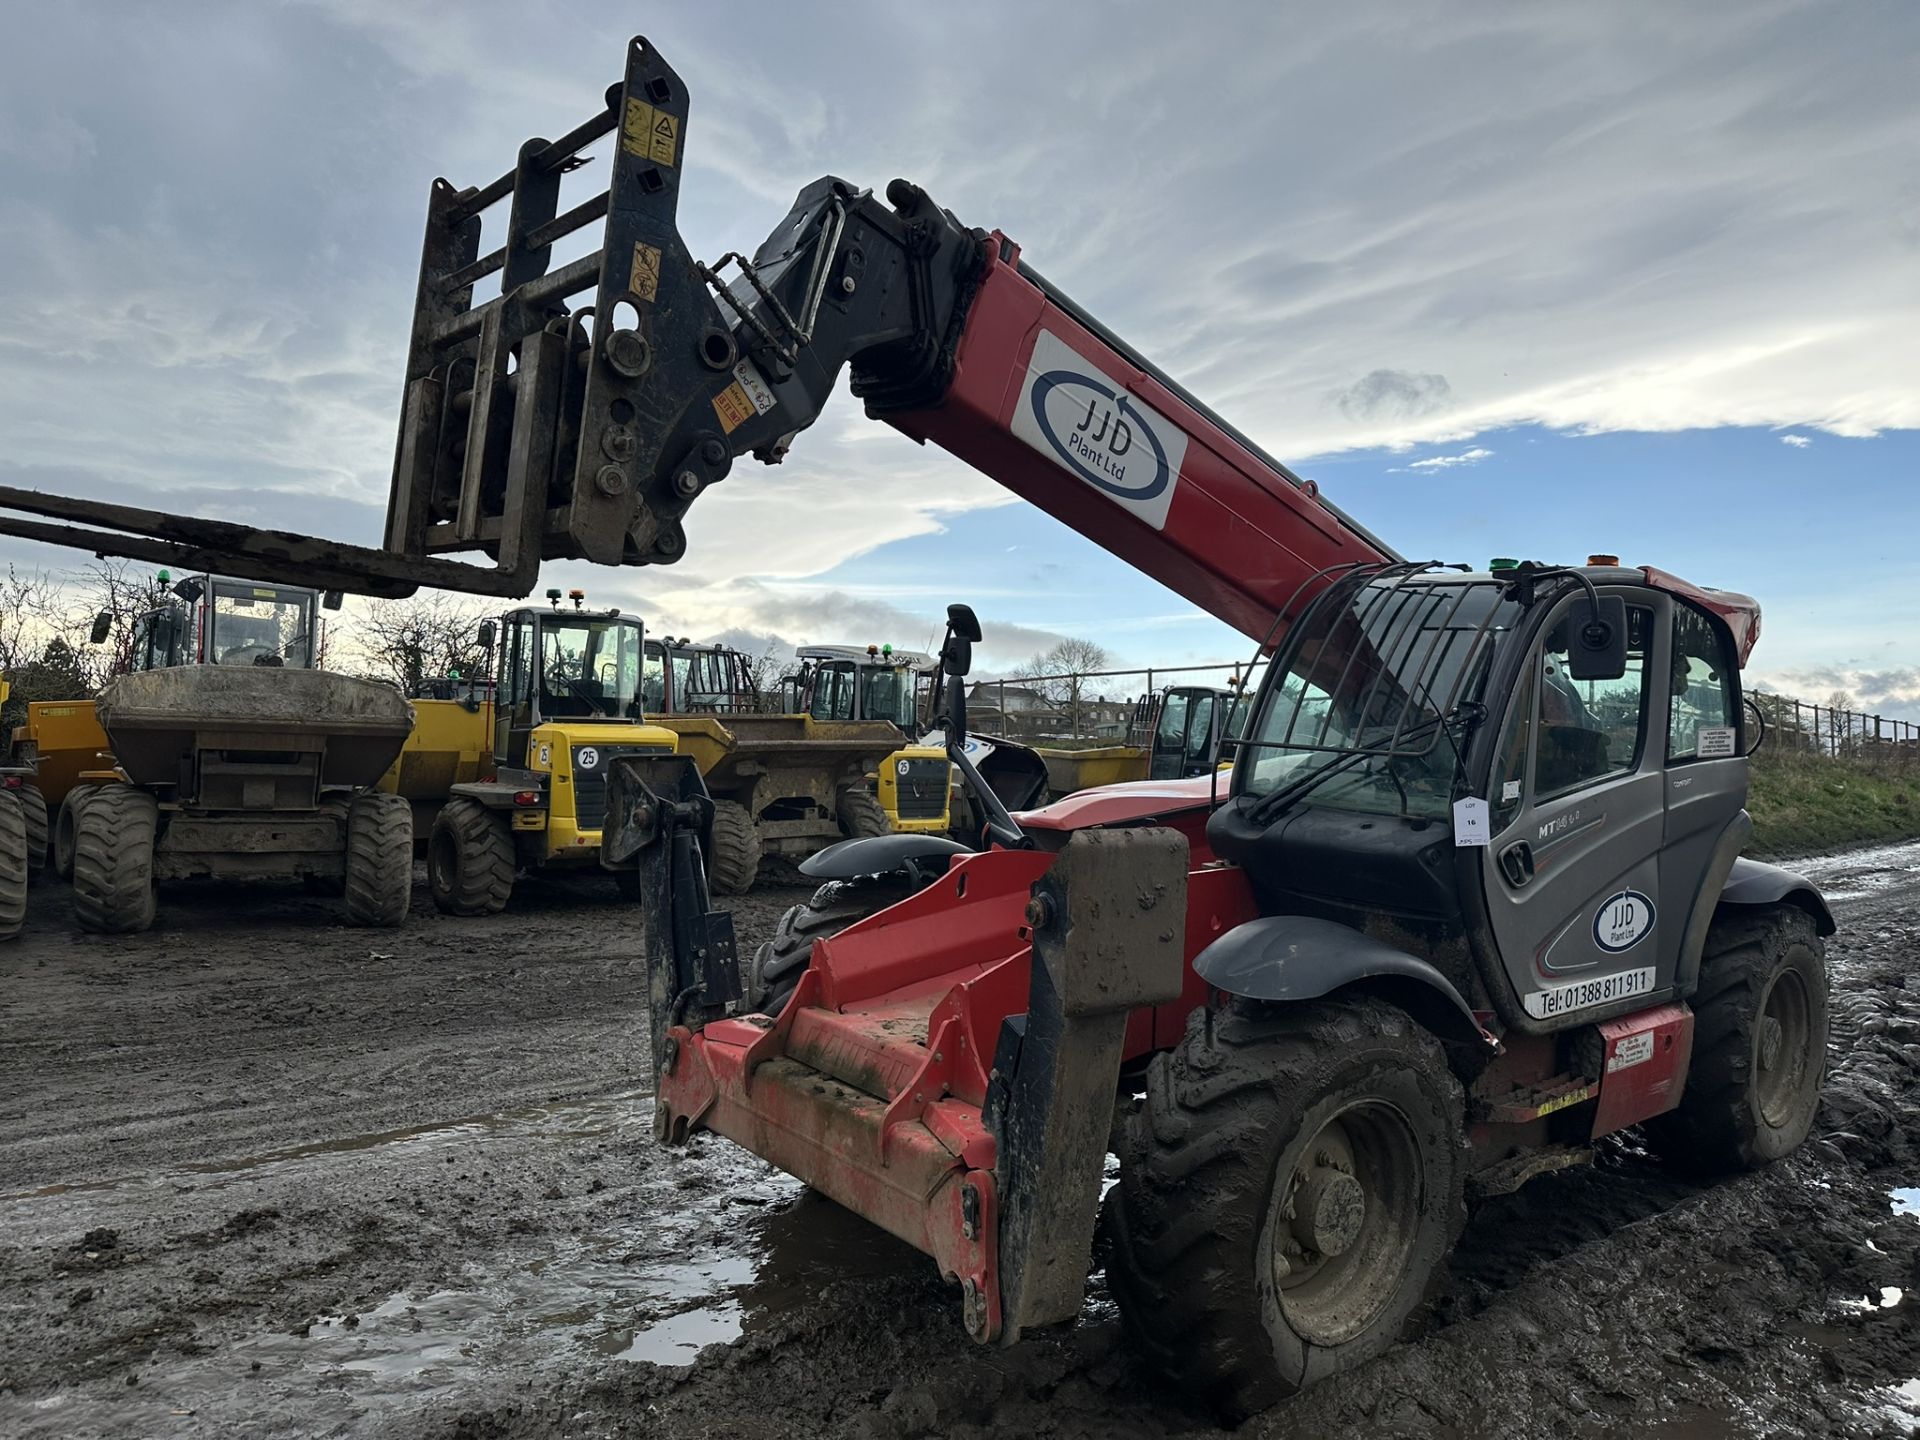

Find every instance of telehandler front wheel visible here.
[0,790,27,940]
[54,785,97,882]
[71,786,159,935]
[428,798,515,916]
[705,800,760,897]
[1104,997,1467,1420]
[343,792,413,927]
[745,875,918,1016]
[17,784,47,877]
[1645,906,1827,1173]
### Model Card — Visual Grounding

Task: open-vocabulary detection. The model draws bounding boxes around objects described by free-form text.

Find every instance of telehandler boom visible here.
[0,39,1833,1411]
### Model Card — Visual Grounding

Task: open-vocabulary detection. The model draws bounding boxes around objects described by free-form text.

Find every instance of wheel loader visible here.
[416,589,679,914]
[0,37,1837,1412]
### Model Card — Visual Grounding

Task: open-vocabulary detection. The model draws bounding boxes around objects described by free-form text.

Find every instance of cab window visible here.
[1668,604,1738,761]
[1534,605,1651,800]
[1490,667,1538,829]
[810,664,854,721]
[1184,693,1217,764]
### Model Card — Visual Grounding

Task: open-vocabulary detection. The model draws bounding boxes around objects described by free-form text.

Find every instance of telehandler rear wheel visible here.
[428,798,515,916]
[1104,997,1467,1420]
[18,784,47,876]
[706,799,760,897]
[836,787,890,840]
[72,786,159,935]
[54,785,97,882]
[0,790,27,940]
[343,792,413,927]
[745,875,918,1016]
[1645,907,1827,1173]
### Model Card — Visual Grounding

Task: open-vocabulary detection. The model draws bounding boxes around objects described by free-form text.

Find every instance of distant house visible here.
[968,682,1052,714]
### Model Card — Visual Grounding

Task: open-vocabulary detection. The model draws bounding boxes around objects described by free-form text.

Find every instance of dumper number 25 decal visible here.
[1010,330,1189,529]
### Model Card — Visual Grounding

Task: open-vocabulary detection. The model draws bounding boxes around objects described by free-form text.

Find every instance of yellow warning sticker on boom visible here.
[621,98,679,167]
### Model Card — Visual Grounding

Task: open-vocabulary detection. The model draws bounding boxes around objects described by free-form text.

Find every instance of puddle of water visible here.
[1792,840,1920,904]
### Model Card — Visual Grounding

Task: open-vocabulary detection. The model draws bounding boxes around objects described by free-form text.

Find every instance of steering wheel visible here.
[221,642,277,666]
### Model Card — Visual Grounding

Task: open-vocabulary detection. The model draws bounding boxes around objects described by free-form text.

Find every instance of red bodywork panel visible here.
[1589,1004,1694,1137]
[1017,773,1222,834]
[885,240,1392,646]
[1642,567,1761,667]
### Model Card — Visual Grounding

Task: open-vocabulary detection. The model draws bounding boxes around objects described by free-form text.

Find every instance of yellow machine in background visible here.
[418,591,679,915]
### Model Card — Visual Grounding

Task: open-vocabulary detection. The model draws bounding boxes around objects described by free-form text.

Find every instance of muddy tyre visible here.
[428,798,515,916]
[304,796,351,897]
[836,787,890,840]
[0,791,26,940]
[1104,998,1468,1419]
[745,875,917,1016]
[1645,906,1827,1174]
[72,786,159,935]
[54,785,97,882]
[706,799,760,897]
[18,784,47,877]
[343,791,413,927]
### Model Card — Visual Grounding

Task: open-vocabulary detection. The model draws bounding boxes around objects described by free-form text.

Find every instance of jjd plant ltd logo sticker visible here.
[1593,889,1656,953]
[1010,330,1190,530]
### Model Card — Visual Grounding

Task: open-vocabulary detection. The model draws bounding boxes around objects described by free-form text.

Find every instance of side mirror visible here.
[88,611,112,645]
[946,602,982,644]
[942,634,973,679]
[947,673,969,743]
[172,576,204,603]
[477,619,497,650]
[1565,595,1629,681]
[322,590,344,612]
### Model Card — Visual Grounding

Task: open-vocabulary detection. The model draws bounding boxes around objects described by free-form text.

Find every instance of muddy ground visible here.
[4,844,1920,1438]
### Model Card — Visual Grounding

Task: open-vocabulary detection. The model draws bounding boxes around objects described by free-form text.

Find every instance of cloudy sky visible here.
[1,2,1915,711]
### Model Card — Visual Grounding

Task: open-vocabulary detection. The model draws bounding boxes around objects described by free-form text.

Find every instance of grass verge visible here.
[1748,750,1920,859]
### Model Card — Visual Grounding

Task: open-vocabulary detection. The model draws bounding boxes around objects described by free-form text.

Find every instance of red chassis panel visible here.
[653,846,1258,1341]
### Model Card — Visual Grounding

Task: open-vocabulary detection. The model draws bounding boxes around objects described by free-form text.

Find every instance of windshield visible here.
[539,616,644,717]
[1240,578,1517,818]
[862,666,918,728]
[208,581,317,667]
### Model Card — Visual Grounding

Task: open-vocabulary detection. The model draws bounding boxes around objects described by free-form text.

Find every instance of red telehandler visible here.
[0,39,1834,1414]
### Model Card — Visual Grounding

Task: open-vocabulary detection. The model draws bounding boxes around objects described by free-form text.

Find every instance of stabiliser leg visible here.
[987,827,1188,1342]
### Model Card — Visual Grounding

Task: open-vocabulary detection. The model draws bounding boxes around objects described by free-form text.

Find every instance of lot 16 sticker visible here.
[1009,330,1189,530]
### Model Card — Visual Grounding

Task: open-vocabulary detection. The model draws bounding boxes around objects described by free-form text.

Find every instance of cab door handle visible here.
[1499,841,1535,887]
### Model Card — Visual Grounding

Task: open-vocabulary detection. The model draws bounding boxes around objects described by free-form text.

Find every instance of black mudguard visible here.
[800,832,971,886]
[1719,856,1837,936]
[1193,914,1493,1051]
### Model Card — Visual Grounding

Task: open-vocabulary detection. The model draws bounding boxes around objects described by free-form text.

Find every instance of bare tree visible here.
[0,566,65,676]
[1020,636,1113,712]
[60,559,169,687]
[347,592,498,692]
[742,641,788,710]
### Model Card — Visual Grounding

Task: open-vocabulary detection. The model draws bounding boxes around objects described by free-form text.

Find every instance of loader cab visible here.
[641,638,758,715]
[792,645,934,735]
[492,597,647,767]
[1211,562,1755,1036]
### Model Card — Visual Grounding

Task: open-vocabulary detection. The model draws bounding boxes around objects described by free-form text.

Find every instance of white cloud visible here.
[1400,447,1494,472]
[0,1,1915,642]
[1780,433,1813,448]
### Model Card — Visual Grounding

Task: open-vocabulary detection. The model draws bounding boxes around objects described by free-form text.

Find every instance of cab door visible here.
[1479,595,1678,1024]
[497,617,536,766]
[1148,689,1192,779]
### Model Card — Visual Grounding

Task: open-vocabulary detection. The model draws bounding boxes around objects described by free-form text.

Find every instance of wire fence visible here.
[1749,692,1920,772]
[965,661,1920,772]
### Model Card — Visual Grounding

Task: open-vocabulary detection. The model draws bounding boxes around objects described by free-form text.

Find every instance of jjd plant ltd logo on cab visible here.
[1010,330,1189,530]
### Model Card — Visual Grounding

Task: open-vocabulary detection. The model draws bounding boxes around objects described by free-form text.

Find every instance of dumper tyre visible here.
[1104,997,1467,1420]
[0,790,26,940]
[428,798,515,916]
[71,786,159,935]
[745,875,917,1017]
[343,791,413,927]
[54,784,97,882]
[836,787,890,840]
[1644,907,1826,1174]
[706,800,760,897]
[18,784,47,877]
